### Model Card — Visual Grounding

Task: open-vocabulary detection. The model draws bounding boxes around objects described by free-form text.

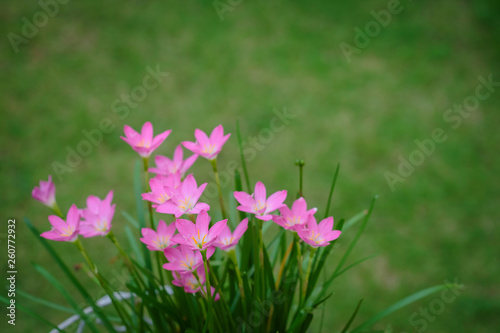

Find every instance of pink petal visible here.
[194,129,210,146]
[156,201,179,215]
[196,210,211,236]
[86,196,100,214]
[173,145,183,165]
[181,174,197,196]
[181,141,200,154]
[47,215,67,233]
[207,219,227,241]
[67,205,80,229]
[318,217,334,233]
[324,230,342,242]
[209,125,224,142]
[141,122,153,145]
[176,219,196,239]
[157,220,167,234]
[165,221,177,237]
[191,202,210,214]
[232,218,248,240]
[123,125,139,139]
[236,205,255,214]
[254,182,267,204]
[218,133,231,148]
[233,191,254,207]
[292,197,307,214]
[182,154,198,174]
[265,190,287,213]
[217,225,232,240]
[192,183,207,203]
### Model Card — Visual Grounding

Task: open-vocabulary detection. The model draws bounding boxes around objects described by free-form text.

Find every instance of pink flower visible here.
[79,191,115,237]
[201,286,220,302]
[149,145,198,178]
[140,220,177,251]
[172,266,206,293]
[234,181,287,221]
[273,197,317,231]
[214,218,248,251]
[141,174,180,208]
[156,174,210,217]
[297,216,341,248]
[41,204,80,242]
[32,175,56,207]
[174,210,227,250]
[121,122,171,158]
[163,245,215,274]
[182,125,230,160]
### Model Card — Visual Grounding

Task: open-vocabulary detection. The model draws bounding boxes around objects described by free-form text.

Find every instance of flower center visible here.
[178,196,193,211]
[180,254,195,270]
[136,139,150,148]
[95,220,108,232]
[60,226,75,237]
[308,230,324,244]
[223,236,234,246]
[192,230,208,249]
[157,193,170,204]
[202,144,216,154]
[153,235,170,249]
[253,200,267,213]
[285,216,301,227]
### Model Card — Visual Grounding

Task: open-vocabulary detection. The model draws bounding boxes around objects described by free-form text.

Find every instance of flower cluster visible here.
[35,184,116,242]
[32,121,340,307]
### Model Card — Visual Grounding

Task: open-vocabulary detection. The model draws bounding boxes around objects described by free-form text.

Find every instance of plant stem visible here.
[258,219,266,300]
[302,247,317,304]
[275,241,294,289]
[51,202,63,217]
[229,250,247,317]
[142,157,155,230]
[74,239,132,330]
[210,158,227,220]
[295,159,305,198]
[295,233,304,307]
[201,249,214,332]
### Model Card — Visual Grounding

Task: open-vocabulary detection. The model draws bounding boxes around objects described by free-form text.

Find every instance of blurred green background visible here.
[1,0,500,332]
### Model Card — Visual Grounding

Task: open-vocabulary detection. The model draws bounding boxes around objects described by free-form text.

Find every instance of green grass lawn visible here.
[2,0,500,332]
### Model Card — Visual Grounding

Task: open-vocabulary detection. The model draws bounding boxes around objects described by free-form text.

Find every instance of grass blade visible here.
[333,196,377,275]
[323,163,340,218]
[33,263,101,333]
[17,289,75,314]
[236,120,251,191]
[134,160,152,272]
[341,299,363,333]
[0,295,64,331]
[350,284,456,332]
[24,218,116,332]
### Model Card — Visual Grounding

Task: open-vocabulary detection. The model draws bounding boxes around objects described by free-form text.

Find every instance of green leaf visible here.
[236,120,251,191]
[343,210,368,232]
[0,295,63,332]
[323,254,378,293]
[334,196,377,275]
[134,160,152,272]
[17,289,75,314]
[306,218,345,297]
[323,163,340,218]
[350,284,455,332]
[341,299,363,333]
[125,225,144,266]
[33,263,101,333]
[24,218,116,332]
[122,210,140,229]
